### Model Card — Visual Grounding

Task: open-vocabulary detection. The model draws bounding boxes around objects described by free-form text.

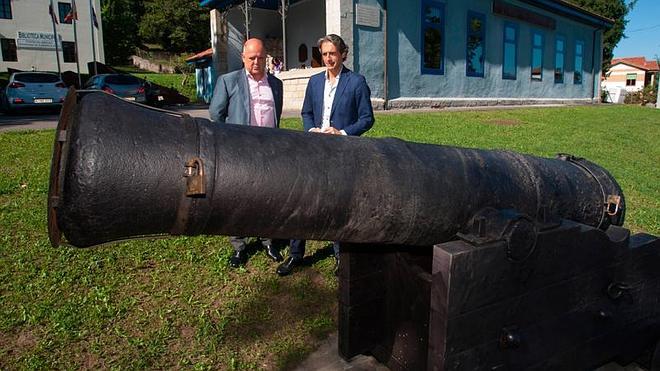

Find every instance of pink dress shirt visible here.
[246,71,276,128]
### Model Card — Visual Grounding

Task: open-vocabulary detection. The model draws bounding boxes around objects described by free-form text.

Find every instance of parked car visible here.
[84,74,147,103]
[1,72,68,113]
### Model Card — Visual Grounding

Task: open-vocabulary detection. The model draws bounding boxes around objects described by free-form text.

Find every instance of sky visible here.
[612,0,660,60]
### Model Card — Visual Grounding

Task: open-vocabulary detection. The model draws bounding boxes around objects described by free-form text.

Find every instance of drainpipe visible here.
[383,0,388,109]
[591,28,598,103]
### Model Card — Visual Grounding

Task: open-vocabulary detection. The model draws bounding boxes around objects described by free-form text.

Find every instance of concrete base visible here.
[387,97,595,109]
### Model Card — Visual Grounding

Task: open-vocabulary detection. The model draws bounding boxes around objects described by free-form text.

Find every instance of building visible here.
[602,56,659,93]
[201,0,613,110]
[0,0,104,74]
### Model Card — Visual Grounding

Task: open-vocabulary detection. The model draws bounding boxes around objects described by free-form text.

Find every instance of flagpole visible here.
[49,0,62,77]
[72,0,82,87]
[89,0,97,75]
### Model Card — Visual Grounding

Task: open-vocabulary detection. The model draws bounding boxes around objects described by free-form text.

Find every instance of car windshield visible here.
[14,73,60,83]
[105,75,141,85]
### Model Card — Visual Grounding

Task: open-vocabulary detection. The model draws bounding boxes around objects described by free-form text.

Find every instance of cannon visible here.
[48,91,660,370]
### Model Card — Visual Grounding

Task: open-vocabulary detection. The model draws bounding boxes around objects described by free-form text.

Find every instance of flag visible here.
[48,1,59,24]
[91,6,98,28]
[64,0,77,23]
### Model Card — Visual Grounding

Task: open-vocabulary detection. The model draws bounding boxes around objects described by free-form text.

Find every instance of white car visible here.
[1,72,68,113]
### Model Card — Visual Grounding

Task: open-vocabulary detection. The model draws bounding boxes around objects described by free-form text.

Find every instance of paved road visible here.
[0,105,213,133]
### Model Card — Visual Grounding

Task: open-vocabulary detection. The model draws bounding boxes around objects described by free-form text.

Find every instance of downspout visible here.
[383,0,388,109]
[591,28,598,103]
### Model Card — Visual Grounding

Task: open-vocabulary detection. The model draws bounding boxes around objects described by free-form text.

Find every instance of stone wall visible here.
[130,55,177,74]
[278,67,324,111]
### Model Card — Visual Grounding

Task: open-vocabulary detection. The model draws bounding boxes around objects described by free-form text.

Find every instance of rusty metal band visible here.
[171,114,199,235]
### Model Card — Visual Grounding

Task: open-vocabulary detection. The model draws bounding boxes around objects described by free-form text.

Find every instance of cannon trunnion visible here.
[47,91,659,370]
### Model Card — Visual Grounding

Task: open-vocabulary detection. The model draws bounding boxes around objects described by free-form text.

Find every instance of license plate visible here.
[34,98,53,104]
[157,96,164,101]
[124,97,136,101]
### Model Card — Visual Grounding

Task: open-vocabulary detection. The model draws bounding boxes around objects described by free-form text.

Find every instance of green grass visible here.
[1,104,659,369]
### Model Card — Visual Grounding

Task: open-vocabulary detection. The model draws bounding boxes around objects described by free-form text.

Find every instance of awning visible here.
[199,0,278,11]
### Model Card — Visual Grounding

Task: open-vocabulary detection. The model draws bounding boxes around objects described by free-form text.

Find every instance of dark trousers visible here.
[230,236,275,252]
[289,239,340,259]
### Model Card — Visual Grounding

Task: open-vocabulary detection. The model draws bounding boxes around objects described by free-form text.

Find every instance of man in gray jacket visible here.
[209,38,284,268]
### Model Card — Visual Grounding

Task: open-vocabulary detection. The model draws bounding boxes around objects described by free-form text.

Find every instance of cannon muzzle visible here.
[48,91,625,248]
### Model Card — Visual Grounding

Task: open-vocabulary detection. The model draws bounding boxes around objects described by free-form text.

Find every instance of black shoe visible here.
[333,255,340,276]
[277,256,302,276]
[229,250,247,268]
[265,245,283,262]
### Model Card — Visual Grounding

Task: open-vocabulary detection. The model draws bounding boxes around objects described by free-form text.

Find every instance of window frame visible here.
[62,41,76,63]
[58,2,72,24]
[0,0,12,19]
[1,38,17,62]
[502,22,518,80]
[466,10,486,78]
[574,40,584,85]
[554,35,565,84]
[625,73,637,86]
[530,29,544,81]
[420,0,445,75]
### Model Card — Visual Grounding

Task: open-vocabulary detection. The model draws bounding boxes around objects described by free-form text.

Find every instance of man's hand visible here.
[321,127,342,135]
[309,127,322,133]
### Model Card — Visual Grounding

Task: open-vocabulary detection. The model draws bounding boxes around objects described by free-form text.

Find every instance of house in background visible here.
[0,0,104,74]
[602,56,659,93]
[200,0,613,111]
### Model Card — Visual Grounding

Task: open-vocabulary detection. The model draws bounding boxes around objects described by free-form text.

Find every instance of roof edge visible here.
[519,0,615,29]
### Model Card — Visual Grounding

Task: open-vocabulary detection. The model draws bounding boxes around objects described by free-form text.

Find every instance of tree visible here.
[101,0,144,65]
[138,0,210,53]
[567,0,637,73]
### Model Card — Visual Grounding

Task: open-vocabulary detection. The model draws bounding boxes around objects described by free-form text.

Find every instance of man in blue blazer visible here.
[276,34,375,276]
[209,38,284,268]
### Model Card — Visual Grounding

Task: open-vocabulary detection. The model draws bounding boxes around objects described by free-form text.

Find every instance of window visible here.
[626,73,637,86]
[531,31,544,81]
[62,41,76,63]
[58,2,72,24]
[554,36,565,83]
[298,44,307,63]
[0,0,11,19]
[421,0,445,74]
[1,38,17,62]
[502,23,517,80]
[574,40,583,84]
[466,11,486,77]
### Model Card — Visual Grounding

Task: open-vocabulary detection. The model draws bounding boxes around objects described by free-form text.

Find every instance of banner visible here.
[16,31,62,50]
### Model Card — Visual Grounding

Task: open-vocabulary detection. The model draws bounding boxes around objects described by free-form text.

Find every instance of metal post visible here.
[72,0,82,87]
[280,0,287,70]
[244,0,249,39]
[89,0,97,75]
[50,0,62,77]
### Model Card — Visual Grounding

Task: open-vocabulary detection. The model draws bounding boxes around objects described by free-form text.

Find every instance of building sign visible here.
[355,4,380,28]
[16,31,62,50]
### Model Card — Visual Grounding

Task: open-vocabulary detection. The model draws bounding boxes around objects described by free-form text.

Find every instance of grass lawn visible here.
[1,104,658,369]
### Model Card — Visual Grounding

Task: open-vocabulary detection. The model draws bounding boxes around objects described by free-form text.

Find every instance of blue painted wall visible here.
[353,0,604,100]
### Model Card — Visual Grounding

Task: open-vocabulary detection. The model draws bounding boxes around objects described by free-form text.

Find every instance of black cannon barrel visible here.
[48,91,625,248]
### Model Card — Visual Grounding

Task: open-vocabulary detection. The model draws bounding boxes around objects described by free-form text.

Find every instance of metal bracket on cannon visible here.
[457,208,539,263]
[184,157,205,196]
